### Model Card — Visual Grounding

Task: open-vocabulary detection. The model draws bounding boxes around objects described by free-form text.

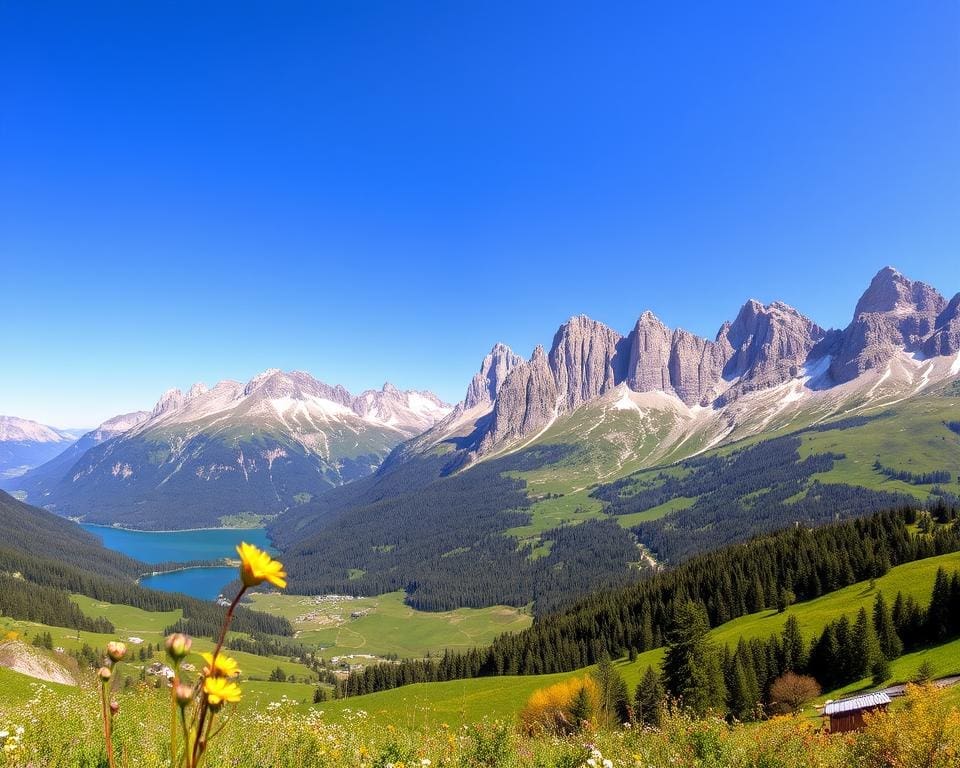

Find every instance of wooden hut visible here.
[824,692,891,733]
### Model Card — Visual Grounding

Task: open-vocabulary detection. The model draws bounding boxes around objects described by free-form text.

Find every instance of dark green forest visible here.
[335,506,960,698]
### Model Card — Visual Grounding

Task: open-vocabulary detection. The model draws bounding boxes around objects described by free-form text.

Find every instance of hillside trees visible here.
[337,508,960,707]
[662,601,726,717]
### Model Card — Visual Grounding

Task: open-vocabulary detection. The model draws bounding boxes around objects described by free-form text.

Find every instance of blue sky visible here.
[2,2,958,427]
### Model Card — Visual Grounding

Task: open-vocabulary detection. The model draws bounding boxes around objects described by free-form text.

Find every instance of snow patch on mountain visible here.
[0,416,74,444]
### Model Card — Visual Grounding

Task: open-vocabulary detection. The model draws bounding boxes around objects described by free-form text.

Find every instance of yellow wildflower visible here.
[236,542,287,588]
[201,652,240,678]
[203,676,242,707]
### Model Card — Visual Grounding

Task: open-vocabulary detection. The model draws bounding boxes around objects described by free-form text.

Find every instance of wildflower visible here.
[236,541,287,588]
[421,759,432,766]
[110,701,119,716]
[165,633,192,661]
[106,642,127,663]
[174,683,194,707]
[200,651,240,678]
[98,666,112,682]
[603,760,613,768]
[203,676,242,708]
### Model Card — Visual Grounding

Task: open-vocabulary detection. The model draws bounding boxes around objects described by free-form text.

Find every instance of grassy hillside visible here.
[314,552,960,727]
[246,591,531,659]
[1,596,314,684]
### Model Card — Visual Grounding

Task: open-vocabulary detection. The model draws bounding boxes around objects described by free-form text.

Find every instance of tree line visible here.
[276,446,649,613]
[334,507,960,698]
[645,565,960,721]
[592,434,918,563]
[873,460,951,486]
[0,546,292,639]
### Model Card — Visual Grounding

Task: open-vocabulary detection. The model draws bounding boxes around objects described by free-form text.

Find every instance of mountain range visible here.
[269,266,960,610]
[0,416,82,480]
[2,371,450,528]
[4,267,959,552]
[400,266,960,470]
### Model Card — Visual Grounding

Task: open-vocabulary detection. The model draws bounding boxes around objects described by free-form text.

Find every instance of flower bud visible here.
[174,683,194,707]
[98,666,112,682]
[106,641,127,663]
[165,633,192,661]
[110,701,120,716]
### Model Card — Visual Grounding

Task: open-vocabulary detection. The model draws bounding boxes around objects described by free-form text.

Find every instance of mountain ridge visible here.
[402,267,959,469]
[2,370,451,529]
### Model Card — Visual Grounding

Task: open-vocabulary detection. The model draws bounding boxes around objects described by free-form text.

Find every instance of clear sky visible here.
[1,2,958,427]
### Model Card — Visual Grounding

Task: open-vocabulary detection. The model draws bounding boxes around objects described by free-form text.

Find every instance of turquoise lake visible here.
[138,567,239,600]
[80,524,274,600]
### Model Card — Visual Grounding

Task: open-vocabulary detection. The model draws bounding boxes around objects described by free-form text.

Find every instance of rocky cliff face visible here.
[627,311,673,394]
[627,313,729,406]
[473,299,827,454]
[923,293,960,358]
[718,300,828,402]
[831,267,947,383]
[480,345,559,452]
[549,316,627,411]
[453,267,958,459]
[464,343,524,409]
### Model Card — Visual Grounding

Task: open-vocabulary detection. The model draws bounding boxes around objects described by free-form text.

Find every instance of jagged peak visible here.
[854,266,944,317]
[463,342,523,409]
[244,368,283,394]
[635,309,668,329]
[150,388,184,417]
[187,382,209,399]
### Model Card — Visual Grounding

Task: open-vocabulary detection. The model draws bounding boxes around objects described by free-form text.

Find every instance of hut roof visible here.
[824,692,891,715]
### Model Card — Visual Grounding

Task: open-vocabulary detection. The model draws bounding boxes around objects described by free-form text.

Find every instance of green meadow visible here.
[246,590,532,659]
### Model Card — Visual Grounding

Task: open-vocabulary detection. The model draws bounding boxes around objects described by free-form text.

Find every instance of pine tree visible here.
[780,615,806,672]
[634,666,664,727]
[809,624,839,689]
[853,606,882,681]
[727,642,760,721]
[927,567,951,641]
[569,683,593,729]
[662,600,727,717]
[873,591,903,660]
[871,655,891,686]
[592,651,629,726]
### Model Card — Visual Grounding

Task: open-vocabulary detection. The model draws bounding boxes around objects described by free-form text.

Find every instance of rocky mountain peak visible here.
[150,388,185,418]
[854,267,944,317]
[0,416,74,444]
[549,316,625,411]
[720,299,826,400]
[628,311,673,394]
[923,293,960,358]
[187,382,209,399]
[91,411,150,441]
[831,268,948,383]
[243,368,283,396]
[464,342,523,409]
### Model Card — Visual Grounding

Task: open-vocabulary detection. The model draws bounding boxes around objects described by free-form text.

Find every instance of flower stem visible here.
[170,660,181,767]
[101,680,116,768]
[211,586,246,662]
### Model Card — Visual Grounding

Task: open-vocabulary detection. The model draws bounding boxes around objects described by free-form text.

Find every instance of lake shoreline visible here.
[78,521,270,534]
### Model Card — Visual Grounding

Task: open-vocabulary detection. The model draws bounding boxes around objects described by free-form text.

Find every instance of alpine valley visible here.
[4,266,960,764]
[5,266,960,611]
